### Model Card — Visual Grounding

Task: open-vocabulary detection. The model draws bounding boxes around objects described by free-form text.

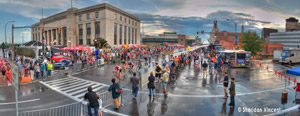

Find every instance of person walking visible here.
[162,69,169,96]
[35,63,40,79]
[108,78,121,110]
[130,72,140,99]
[84,86,100,116]
[228,78,235,107]
[41,62,46,80]
[148,72,155,97]
[47,61,53,78]
[220,72,229,99]
[155,63,162,82]
[77,57,82,72]
[5,67,11,86]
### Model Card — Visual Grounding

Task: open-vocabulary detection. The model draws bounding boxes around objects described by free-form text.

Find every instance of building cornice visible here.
[75,3,140,22]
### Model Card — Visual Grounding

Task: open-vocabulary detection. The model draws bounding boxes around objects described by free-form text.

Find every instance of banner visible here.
[98,59,104,66]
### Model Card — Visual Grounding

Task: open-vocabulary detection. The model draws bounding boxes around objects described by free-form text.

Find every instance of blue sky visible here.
[0,0,300,43]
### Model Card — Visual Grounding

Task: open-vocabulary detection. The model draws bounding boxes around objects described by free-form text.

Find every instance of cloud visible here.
[134,10,283,38]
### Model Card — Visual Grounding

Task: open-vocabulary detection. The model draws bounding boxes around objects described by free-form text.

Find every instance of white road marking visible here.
[0,98,40,105]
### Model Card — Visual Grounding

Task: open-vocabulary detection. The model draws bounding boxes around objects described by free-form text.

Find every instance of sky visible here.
[0,0,300,43]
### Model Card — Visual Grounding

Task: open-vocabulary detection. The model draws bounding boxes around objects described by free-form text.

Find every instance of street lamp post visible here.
[226,19,238,50]
[5,21,15,45]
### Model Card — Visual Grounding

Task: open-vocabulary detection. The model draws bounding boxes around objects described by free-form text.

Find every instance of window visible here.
[86,23,91,45]
[125,18,127,23]
[63,27,67,45]
[32,34,35,41]
[270,48,272,53]
[132,28,134,44]
[53,29,56,45]
[132,21,134,25]
[124,26,127,44]
[119,24,122,44]
[79,15,82,21]
[129,19,130,24]
[95,22,100,39]
[87,13,90,20]
[128,27,130,44]
[135,28,137,44]
[135,22,137,26]
[38,33,40,41]
[79,24,83,45]
[95,12,99,18]
[120,16,122,21]
[115,14,117,20]
[114,24,117,45]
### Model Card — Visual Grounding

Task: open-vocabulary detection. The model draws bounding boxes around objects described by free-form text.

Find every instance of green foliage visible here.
[16,48,36,58]
[241,31,264,56]
[99,40,109,48]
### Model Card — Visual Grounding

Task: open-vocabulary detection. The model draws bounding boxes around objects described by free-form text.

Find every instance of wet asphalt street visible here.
[1,58,300,116]
[74,60,300,116]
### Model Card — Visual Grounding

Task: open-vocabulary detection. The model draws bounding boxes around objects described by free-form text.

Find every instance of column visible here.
[91,22,95,46]
[83,23,87,45]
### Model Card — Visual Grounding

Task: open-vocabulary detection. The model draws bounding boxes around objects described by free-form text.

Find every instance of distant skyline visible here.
[0,0,299,43]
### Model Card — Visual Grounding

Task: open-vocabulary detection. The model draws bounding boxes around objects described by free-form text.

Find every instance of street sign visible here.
[11,62,19,90]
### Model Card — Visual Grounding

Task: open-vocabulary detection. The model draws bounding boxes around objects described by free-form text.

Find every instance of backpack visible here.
[156,66,161,72]
[113,84,123,93]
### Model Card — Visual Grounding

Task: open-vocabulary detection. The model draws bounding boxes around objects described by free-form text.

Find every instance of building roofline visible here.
[76,3,140,21]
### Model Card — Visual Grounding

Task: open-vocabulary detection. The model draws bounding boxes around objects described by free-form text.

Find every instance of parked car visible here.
[51,55,70,63]
[53,59,71,70]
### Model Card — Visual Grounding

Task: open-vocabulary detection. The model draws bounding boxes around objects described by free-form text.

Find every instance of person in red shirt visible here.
[6,67,11,84]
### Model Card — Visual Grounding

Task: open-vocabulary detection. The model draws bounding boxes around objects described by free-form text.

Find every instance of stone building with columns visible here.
[31,3,140,48]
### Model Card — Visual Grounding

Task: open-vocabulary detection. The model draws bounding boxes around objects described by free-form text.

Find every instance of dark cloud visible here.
[133,11,272,37]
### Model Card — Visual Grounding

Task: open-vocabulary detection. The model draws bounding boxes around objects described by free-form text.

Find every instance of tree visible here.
[240,31,264,56]
[99,40,109,48]
[297,45,300,48]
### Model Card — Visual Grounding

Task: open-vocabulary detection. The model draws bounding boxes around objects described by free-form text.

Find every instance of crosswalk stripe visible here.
[60,81,92,91]
[47,79,81,87]
[64,83,97,93]
[47,78,78,85]
[70,84,101,96]
[75,86,106,98]
[46,77,74,84]
[51,80,88,89]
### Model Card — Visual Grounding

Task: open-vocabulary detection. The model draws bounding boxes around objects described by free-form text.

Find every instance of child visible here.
[229,78,235,107]
[97,95,103,116]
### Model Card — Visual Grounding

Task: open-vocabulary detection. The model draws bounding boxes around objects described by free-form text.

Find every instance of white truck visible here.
[279,49,300,65]
[273,50,282,62]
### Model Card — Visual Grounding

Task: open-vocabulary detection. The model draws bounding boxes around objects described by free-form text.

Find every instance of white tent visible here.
[203,40,209,45]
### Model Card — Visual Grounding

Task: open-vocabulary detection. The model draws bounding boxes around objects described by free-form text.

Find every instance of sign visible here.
[11,62,19,90]
[97,59,104,66]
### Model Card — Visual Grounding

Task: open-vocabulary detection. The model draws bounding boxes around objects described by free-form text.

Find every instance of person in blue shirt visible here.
[18,61,22,73]
[41,62,46,80]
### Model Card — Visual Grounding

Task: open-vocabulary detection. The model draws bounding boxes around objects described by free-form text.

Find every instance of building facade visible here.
[214,31,244,50]
[142,32,196,46]
[286,17,300,32]
[31,3,140,48]
[261,28,278,43]
[270,31,300,49]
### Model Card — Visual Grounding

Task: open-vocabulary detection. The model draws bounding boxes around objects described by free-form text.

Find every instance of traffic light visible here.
[73,29,76,35]
[58,28,61,34]
[57,28,61,34]
[41,27,44,31]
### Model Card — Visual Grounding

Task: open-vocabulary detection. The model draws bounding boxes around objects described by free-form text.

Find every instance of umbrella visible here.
[61,47,70,51]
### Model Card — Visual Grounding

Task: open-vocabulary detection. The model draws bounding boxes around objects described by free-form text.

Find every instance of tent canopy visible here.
[287,66,300,76]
